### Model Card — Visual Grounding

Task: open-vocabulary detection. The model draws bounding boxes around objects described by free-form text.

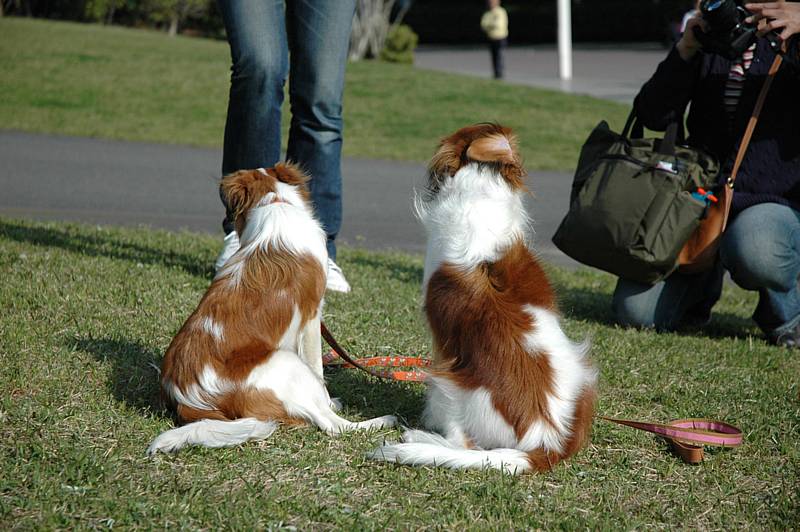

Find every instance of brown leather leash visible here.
[320,323,743,463]
[598,416,743,464]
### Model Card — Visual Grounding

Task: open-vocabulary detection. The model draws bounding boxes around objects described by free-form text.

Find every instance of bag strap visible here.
[621,109,681,156]
[727,52,783,190]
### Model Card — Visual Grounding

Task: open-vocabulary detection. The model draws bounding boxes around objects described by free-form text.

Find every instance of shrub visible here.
[380,24,418,64]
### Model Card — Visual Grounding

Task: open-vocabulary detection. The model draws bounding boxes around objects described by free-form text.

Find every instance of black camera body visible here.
[694,0,782,59]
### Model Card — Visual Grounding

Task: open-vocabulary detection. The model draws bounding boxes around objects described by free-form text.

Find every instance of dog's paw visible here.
[146,434,181,456]
[329,397,343,412]
[400,429,428,443]
[376,415,398,429]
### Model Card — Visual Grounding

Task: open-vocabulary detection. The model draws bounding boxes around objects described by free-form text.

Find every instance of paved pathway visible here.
[415,43,667,103]
[0,130,576,266]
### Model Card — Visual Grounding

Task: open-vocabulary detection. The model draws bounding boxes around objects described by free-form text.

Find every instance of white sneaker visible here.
[326,258,351,293]
[214,231,240,273]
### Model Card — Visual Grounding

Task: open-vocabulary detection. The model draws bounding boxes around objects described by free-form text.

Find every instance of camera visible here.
[695,0,782,59]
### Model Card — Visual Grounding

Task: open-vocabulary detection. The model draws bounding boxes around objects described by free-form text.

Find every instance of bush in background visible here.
[380,24,418,64]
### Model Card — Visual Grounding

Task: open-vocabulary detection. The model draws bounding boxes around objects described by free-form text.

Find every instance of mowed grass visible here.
[0,17,628,170]
[1,217,798,529]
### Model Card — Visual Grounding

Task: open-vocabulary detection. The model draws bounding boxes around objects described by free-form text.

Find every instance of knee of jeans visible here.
[721,231,796,291]
[612,290,658,329]
[232,49,287,87]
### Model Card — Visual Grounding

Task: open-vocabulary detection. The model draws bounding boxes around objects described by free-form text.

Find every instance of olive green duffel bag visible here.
[552,112,720,285]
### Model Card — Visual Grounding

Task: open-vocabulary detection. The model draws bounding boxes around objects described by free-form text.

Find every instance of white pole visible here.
[557,0,573,81]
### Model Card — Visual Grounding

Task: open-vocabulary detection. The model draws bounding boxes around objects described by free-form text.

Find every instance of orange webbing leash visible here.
[320,322,431,382]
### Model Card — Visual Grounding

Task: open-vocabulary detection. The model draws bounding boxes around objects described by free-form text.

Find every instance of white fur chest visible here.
[418,163,529,289]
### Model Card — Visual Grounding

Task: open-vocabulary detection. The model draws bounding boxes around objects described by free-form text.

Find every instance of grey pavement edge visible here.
[0,129,580,268]
[414,44,668,103]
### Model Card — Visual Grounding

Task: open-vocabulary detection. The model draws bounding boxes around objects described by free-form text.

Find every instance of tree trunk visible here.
[106,5,116,25]
[168,15,179,37]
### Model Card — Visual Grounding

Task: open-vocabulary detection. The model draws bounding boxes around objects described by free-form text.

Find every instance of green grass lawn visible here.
[0,17,628,170]
[1,217,798,529]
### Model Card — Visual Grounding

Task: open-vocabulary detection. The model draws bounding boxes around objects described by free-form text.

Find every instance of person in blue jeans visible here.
[214,0,356,293]
[612,9,800,347]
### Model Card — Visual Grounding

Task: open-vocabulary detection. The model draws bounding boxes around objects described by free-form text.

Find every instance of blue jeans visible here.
[613,203,800,337]
[217,0,356,260]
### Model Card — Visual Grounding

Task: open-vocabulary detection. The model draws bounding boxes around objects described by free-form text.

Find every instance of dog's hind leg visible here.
[248,350,396,436]
[298,312,324,381]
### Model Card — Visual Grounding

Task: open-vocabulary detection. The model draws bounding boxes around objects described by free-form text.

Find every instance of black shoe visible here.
[769,322,800,348]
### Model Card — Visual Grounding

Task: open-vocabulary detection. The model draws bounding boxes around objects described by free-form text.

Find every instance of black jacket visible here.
[634,39,800,217]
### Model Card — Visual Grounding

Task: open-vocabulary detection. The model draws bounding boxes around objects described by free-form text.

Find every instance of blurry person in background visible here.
[481,0,509,79]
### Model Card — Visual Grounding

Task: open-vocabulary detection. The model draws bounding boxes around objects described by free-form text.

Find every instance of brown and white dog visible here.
[369,124,597,474]
[148,164,396,454]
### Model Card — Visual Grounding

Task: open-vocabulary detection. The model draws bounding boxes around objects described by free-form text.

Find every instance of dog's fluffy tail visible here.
[367,429,531,475]
[147,418,278,455]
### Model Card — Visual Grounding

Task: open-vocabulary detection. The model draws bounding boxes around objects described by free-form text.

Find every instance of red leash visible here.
[320,322,430,382]
[320,322,743,463]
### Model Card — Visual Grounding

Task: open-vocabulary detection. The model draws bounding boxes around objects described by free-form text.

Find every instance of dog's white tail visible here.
[147,418,278,455]
[367,430,531,475]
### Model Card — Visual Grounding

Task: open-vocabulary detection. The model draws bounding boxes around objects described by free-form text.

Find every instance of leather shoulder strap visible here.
[728,52,783,188]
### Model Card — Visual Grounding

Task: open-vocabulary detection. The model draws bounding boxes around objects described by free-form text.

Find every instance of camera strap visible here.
[727,51,783,190]
[712,50,783,238]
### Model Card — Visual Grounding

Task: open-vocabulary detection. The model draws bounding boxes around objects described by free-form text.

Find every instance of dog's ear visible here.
[220,170,256,220]
[427,134,467,196]
[272,162,310,188]
[466,133,516,165]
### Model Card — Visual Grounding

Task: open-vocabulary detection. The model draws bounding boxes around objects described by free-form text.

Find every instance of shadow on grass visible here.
[557,285,757,341]
[72,335,166,417]
[325,368,426,426]
[0,218,214,280]
[346,254,424,286]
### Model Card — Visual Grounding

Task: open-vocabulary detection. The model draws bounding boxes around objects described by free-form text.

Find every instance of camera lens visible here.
[700,0,739,33]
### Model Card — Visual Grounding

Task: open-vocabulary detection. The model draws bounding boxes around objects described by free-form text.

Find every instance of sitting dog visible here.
[148,164,396,454]
[369,124,597,474]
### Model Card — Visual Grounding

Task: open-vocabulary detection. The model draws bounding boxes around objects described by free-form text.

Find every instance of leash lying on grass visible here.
[320,322,430,382]
[320,322,743,464]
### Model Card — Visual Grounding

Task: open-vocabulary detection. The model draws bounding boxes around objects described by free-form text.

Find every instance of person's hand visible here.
[746,1,800,41]
[677,16,708,61]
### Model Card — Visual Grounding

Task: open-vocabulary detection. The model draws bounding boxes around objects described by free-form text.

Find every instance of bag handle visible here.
[621,109,681,156]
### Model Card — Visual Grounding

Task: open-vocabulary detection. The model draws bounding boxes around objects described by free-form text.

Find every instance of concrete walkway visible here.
[415,43,667,103]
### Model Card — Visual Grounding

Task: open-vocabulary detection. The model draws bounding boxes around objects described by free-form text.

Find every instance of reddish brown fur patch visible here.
[220,163,311,235]
[426,239,558,440]
[427,123,525,194]
[177,389,306,427]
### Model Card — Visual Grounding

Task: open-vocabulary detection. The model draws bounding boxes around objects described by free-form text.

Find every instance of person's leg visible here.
[285,0,356,261]
[495,38,506,79]
[612,263,724,331]
[489,40,501,78]
[720,203,800,344]
[217,0,289,234]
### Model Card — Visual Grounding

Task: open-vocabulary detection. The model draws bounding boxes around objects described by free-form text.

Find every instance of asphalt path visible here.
[414,43,667,103]
[0,130,577,266]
